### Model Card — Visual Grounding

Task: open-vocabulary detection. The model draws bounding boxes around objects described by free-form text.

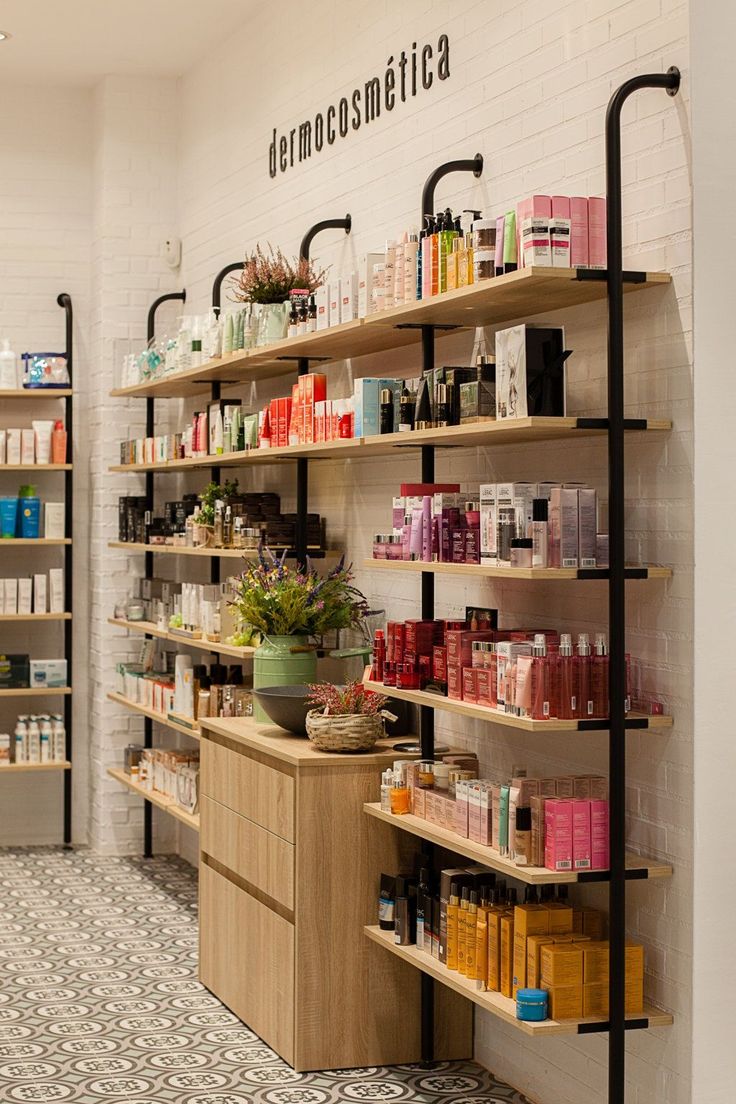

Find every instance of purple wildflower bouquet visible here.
[232,244,328,305]
[231,547,368,640]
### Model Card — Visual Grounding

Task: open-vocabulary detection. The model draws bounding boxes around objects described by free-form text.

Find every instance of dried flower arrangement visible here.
[307,680,388,717]
[231,244,328,305]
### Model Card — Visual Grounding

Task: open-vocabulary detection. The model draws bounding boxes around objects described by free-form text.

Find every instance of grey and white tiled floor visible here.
[0,848,530,1104]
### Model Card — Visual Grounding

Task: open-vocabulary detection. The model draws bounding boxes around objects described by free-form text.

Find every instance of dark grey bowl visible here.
[253,684,315,736]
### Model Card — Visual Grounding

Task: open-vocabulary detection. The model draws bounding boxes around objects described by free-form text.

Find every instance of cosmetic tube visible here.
[499,784,510,855]
[379,875,396,930]
[394,877,416,946]
[503,211,518,272]
[591,632,609,718]
[515,806,532,866]
[574,633,593,718]
[32,421,53,465]
[495,216,506,275]
[530,633,551,720]
[409,504,424,560]
[51,421,67,464]
[416,868,430,952]
[532,498,549,567]
[514,654,534,716]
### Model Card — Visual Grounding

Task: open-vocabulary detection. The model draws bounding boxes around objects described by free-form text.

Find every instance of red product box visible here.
[433,645,448,683]
[405,620,438,657]
[446,629,497,667]
[572,800,592,871]
[462,667,478,704]
[545,799,573,872]
[591,799,610,870]
[276,397,292,448]
[299,373,327,445]
[400,483,460,496]
[447,664,463,700]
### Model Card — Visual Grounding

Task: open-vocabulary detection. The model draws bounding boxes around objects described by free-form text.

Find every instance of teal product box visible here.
[353,377,401,437]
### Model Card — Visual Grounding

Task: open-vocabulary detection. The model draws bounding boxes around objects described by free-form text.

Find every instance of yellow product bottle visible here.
[446,884,459,971]
[475,895,490,986]
[457,887,469,975]
[465,892,478,979]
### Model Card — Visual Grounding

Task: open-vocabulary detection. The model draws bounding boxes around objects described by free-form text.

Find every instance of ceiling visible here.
[0,0,251,86]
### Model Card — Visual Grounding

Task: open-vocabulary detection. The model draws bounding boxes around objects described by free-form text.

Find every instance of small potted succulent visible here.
[305,680,393,752]
[231,244,328,347]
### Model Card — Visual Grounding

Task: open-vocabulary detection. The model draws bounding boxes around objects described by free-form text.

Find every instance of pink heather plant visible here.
[232,244,328,304]
[307,680,388,717]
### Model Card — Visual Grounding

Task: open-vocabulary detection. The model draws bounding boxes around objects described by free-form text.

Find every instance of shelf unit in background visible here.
[108,617,255,660]
[106,766,199,832]
[0,294,74,844]
[107,691,201,741]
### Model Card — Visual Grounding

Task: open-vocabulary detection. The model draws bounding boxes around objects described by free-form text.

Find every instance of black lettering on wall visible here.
[299,121,312,161]
[438,34,450,79]
[352,88,361,130]
[327,105,336,144]
[422,44,433,90]
[365,76,381,123]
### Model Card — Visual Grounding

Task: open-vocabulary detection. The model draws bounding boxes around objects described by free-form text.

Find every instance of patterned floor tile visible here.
[0,848,529,1103]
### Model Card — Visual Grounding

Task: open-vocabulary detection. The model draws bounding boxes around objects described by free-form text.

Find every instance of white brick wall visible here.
[0,84,92,845]
[173,3,692,1102]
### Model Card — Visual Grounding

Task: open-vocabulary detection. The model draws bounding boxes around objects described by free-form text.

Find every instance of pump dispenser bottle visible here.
[592,632,610,718]
[530,633,551,720]
[574,633,593,718]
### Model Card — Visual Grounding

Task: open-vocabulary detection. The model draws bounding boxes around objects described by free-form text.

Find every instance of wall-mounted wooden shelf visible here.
[0,464,72,472]
[108,617,255,660]
[109,417,671,475]
[107,691,200,741]
[363,803,672,884]
[107,766,199,832]
[108,541,324,559]
[0,686,71,697]
[110,268,670,400]
[0,612,71,622]
[363,560,671,581]
[363,676,673,732]
[0,389,73,399]
[0,538,71,547]
[0,761,71,773]
[364,926,673,1036]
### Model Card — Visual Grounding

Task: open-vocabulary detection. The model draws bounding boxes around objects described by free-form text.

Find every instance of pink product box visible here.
[479,783,492,846]
[516,195,552,267]
[491,784,501,848]
[572,800,592,871]
[467,783,481,843]
[570,197,589,268]
[549,487,579,569]
[591,799,610,870]
[544,799,573,872]
[588,197,607,269]
[413,788,426,819]
[424,791,436,823]
[455,781,470,838]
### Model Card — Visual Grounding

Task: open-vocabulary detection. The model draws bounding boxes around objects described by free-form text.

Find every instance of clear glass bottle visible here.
[213,500,224,547]
[591,632,610,719]
[530,633,551,720]
[574,633,593,718]
[557,632,576,720]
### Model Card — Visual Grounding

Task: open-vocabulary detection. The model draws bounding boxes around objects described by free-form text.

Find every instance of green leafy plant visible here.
[230,547,368,641]
[198,479,239,527]
[232,244,328,305]
[307,680,388,716]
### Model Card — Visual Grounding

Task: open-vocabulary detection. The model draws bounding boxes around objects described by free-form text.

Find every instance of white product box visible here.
[29,659,68,688]
[33,573,46,613]
[357,252,384,318]
[48,568,64,614]
[4,578,17,615]
[17,577,32,615]
[339,273,358,325]
[521,217,551,266]
[550,218,572,267]
[44,502,65,540]
[6,429,21,465]
[496,482,537,540]
[314,285,329,331]
[21,429,35,466]
[480,483,498,565]
[328,281,341,328]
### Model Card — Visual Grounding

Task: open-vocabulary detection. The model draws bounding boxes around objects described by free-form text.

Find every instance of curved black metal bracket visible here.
[146,290,186,344]
[421,152,483,221]
[604,64,679,1104]
[300,215,351,263]
[212,262,244,317]
[56,293,73,381]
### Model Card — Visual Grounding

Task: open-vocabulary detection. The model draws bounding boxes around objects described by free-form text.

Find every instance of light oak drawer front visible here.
[200,862,294,1065]
[200,795,294,911]
[200,738,295,841]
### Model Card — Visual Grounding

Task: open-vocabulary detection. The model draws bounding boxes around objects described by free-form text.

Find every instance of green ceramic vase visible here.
[253,635,317,721]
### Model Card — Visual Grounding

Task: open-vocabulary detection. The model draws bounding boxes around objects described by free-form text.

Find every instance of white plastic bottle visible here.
[39,717,52,763]
[27,716,41,763]
[0,339,18,390]
[14,716,28,764]
[51,713,65,762]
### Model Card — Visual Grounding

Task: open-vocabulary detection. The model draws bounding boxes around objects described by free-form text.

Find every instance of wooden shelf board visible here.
[109,268,670,400]
[108,617,254,660]
[363,803,672,883]
[0,539,70,547]
[363,559,671,580]
[363,676,673,732]
[0,389,73,399]
[0,464,72,472]
[107,766,199,832]
[108,418,671,475]
[108,541,323,559]
[0,612,71,622]
[0,761,71,773]
[364,926,673,1035]
[0,686,71,697]
[107,691,200,741]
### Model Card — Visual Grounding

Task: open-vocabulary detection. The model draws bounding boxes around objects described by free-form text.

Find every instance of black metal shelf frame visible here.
[57,293,74,846]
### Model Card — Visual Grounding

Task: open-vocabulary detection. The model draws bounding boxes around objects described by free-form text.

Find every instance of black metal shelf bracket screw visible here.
[294,215,353,567]
[56,293,73,848]
[142,290,186,858]
[604,64,679,1104]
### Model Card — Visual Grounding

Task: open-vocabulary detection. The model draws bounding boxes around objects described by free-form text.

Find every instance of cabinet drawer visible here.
[200,861,294,1065]
[200,737,295,841]
[200,795,294,911]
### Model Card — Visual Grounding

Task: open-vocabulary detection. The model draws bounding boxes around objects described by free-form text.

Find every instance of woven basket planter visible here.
[305,709,385,753]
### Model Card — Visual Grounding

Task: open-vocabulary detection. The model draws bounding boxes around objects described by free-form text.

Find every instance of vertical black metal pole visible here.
[144,291,186,857]
[57,294,73,847]
[604,67,679,1104]
[298,217,351,568]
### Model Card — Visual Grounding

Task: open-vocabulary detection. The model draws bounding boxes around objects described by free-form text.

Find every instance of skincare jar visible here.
[516,988,549,1022]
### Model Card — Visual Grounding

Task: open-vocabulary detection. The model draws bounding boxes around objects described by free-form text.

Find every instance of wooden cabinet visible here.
[198,717,472,1072]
